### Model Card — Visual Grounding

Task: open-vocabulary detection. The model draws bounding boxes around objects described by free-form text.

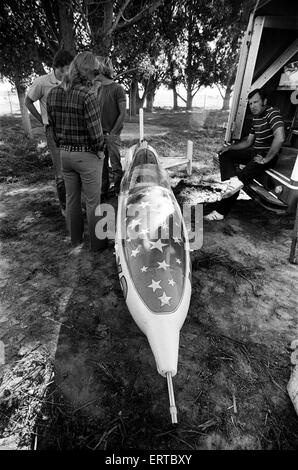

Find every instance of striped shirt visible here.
[47,84,104,152]
[251,106,284,152]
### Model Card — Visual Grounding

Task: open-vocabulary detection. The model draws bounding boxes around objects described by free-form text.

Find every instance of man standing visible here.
[25,50,74,215]
[93,57,126,198]
[205,88,285,221]
[47,51,105,252]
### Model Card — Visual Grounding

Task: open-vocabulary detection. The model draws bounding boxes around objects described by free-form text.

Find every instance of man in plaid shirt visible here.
[47,85,104,152]
[47,51,106,252]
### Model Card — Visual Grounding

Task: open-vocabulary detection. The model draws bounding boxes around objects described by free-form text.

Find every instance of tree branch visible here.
[176,91,187,104]
[216,84,224,99]
[36,23,58,55]
[115,67,138,78]
[112,0,132,31]
[85,0,103,18]
[40,0,60,43]
[110,0,163,34]
[73,0,92,37]
[191,85,201,98]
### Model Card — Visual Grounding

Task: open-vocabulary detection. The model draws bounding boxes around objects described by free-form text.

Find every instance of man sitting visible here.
[205,88,285,221]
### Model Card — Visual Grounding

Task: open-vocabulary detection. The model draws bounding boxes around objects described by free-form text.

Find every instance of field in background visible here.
[0,82,224,117]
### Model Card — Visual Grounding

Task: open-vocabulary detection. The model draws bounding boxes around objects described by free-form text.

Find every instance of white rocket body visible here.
[115,142,192,377]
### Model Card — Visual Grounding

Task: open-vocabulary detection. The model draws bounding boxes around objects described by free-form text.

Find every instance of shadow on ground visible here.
[34,197,298,450]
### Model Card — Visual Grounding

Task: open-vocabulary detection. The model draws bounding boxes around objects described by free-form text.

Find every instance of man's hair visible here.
[53,50,75,68]
[248,88,267,101]
[62,51,99,91]
[96,56,114,79]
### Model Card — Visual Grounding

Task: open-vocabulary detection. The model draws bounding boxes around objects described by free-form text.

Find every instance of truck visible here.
[225,0,298,263]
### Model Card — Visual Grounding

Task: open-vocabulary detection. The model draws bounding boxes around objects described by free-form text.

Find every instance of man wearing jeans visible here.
[47,51,105,252]
[205,88,285,221]
[25,50,74,215]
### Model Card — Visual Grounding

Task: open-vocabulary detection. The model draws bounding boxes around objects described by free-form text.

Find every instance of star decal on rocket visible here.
[176,258,181,265]
[158,291,171,306]
[129,218,142,230]
[168,279,176,286]
[148,279,162,292]
[149,239,168,252]
[173,236,182,245]
[140,228,149,236]
[131,247,140,257]
[140,266,148,272]
[157,260,170,271]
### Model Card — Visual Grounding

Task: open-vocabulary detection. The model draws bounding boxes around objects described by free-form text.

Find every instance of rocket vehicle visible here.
[115,140,192,423]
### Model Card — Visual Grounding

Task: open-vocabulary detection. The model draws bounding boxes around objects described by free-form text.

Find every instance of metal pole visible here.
[139,108,144,142]
[166,372,178,424]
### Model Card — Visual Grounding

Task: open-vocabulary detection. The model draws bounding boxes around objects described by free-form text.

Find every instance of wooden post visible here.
[186,140,193,176]
[139,108,144,142]
[227,16,265,141]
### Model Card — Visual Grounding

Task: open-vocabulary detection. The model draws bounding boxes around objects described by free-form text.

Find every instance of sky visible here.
[0,80,224,116]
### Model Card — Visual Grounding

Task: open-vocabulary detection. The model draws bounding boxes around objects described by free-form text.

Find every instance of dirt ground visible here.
[0,110,298,450]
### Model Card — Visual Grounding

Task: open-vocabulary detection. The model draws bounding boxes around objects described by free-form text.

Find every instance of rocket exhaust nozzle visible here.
[166,372,178,424]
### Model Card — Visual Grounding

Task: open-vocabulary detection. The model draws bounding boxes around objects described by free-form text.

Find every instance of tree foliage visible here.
[212,0,246,109]
[0,1,50,86]
[0,0,247,120]
[82,0,164,55]
[112,4,168,112]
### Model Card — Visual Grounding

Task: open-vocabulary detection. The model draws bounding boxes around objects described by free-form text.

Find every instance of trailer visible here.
[225,0,298,263]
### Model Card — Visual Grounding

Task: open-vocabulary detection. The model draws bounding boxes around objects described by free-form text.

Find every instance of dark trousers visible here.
[101,134,123,195]
[45,125,66,210]
[217,148,278,216]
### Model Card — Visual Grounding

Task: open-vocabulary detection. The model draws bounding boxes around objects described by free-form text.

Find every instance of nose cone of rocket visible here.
[146,324,180,377]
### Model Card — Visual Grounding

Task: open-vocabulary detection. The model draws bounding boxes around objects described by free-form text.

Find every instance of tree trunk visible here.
[173,87,178,111]
[58,0,76,54]
[87,0,113,55]
[129,78,145,116]
[166,53,179,111]
[186,85,193,111]
[16,82,33,139]
[221,84,232,111]
[130,78,138,116]
[146,90,155,112]
[185,0,194,112]
[138,93,145,110]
